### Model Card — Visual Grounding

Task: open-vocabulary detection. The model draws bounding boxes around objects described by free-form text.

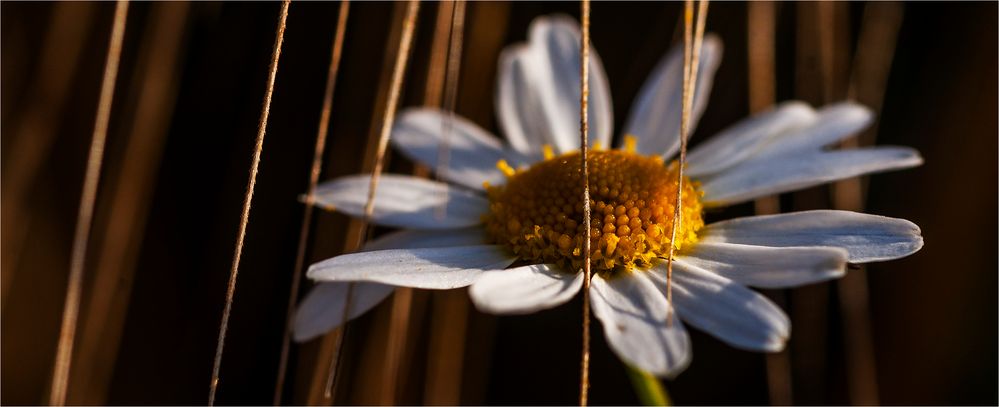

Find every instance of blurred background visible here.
[2,1,996,405]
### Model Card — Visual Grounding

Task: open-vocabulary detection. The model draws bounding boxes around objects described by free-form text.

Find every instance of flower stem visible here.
[625,365,672,406]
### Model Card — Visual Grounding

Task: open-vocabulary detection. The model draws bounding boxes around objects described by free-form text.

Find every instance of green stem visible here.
[625,365,672,406]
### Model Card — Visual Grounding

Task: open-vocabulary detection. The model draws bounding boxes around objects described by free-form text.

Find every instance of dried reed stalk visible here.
[578,0,592,404]
[1,1,96,310]
[747,2,794,405]
[401,1,471,405]
[302,3,419,404]
[666,0,708,325]
[433,0,466,219]
[208,1,290,404]
[360,0,420,226]
[834,3,904,405]
[48,2,129,405]
[364,2,469,403]
[790,2,851,403]
[423,3,512,404]
[354,5,464,401]
[68,2,190,404]
[365,3,420,403]
[299,3,409,400]
[273,2,350,404]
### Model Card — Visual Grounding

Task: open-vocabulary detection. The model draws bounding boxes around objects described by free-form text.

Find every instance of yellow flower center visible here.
[483,139,704,273]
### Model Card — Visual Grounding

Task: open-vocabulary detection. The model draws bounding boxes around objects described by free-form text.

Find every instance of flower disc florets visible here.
[484,141,704,273]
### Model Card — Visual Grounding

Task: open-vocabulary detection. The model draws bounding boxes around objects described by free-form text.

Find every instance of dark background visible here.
[2,1,996,405]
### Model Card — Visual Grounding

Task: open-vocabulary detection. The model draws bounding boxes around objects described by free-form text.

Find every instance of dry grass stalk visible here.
[747,2,794,405]
[273,2,351,404]
[48,2,129,404]
[302,2,420,404]
[790,2,851,403]
[69,2,190,403]
[578,1,592,404]
[666,0,709,325]
[373,3,469,403]
[366,3,421,403]
[300,3,412,402]
[360,0,421,229]
[433,0,466,220]
[1,2,96,309]
[423,4,512,404]
[208,1,290,404]
[834,3,904,405]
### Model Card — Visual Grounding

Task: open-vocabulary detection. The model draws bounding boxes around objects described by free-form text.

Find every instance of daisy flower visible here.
[293,15,923,377]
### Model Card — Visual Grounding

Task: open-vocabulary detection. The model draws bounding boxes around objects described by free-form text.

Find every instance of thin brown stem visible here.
[273,2,350,405]
[324,283,356,399]
[422,3,476,403]
[2,2,96,308]
[208,1,290,404]
[579,0,592,405]
[71,2,190,403]
[835,4,903,405]
[746,2,794,405]
[360,0,421,230]
[666,0,693,326]
[435,0,467,220]
[666,0,708,326]
[326,1,420,402]
[48,2,129,404]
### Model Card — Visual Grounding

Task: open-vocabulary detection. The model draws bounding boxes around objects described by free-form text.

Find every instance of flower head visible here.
[294,15,923,377]
[484,140,704,272]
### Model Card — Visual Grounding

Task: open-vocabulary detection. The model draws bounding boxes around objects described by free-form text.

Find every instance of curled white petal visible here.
[313,174,487,229]
[496,45,549,155]
[677,242,848,289]
[701,146,923,207]
[307,245,516,289]
[590,272,691,378]
[699,210,923,263]
[648,262,789,352]
[623,34,722,157]
[497,15,612,155]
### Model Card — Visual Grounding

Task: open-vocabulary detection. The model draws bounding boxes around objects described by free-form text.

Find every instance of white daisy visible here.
[293,15,923,378]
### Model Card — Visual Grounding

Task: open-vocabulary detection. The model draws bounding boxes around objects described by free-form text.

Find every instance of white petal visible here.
[307,245,516,289]
[699,210,923,263]
[363,227,486,252]
[686,101,817,177]
[469,264,582,314]
[294,228,489,342]
[676,242,847,288]
[590,272,691,378]
[313,174,487,229]
[622,35,722,157]
[648,262,789,352]
[752,102,873,160]
[496,15,613,155]
[496,45,549,154]
[701,147,923,206]
[293,282,395,342]
[390,108,526,190]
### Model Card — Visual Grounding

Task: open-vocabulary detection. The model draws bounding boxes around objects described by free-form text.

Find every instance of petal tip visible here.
[765,336,789,353]
[703,32,723,51]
